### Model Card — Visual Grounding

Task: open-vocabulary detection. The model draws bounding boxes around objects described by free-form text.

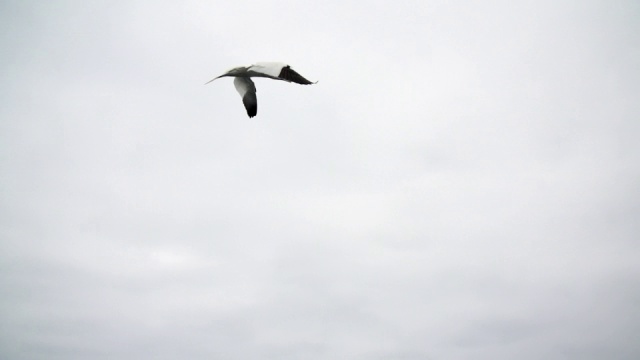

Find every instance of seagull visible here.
[205,62,316,118]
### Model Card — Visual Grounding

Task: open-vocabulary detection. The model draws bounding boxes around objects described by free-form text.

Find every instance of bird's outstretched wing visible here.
[234,77,257,118]
[278,65,316,84]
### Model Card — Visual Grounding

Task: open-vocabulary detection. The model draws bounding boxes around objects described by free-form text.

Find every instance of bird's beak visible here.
[204,74,225,85]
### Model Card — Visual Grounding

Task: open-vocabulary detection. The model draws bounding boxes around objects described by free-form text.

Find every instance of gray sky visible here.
[1,1,639,359]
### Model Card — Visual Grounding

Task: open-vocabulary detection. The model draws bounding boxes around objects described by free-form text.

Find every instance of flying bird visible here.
[205,62,316,118]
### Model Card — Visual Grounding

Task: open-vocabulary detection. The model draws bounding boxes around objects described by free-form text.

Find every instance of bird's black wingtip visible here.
[279,66,316,85]
[245,106,257,118]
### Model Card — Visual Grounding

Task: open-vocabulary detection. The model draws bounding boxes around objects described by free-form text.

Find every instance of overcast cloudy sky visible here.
[1,1,639,359]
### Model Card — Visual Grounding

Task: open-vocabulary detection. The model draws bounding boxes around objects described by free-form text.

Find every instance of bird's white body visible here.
[246,62,286,78]
[206,62,316,118]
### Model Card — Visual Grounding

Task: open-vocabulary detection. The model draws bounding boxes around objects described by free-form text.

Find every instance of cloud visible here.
[1,1,639,359]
